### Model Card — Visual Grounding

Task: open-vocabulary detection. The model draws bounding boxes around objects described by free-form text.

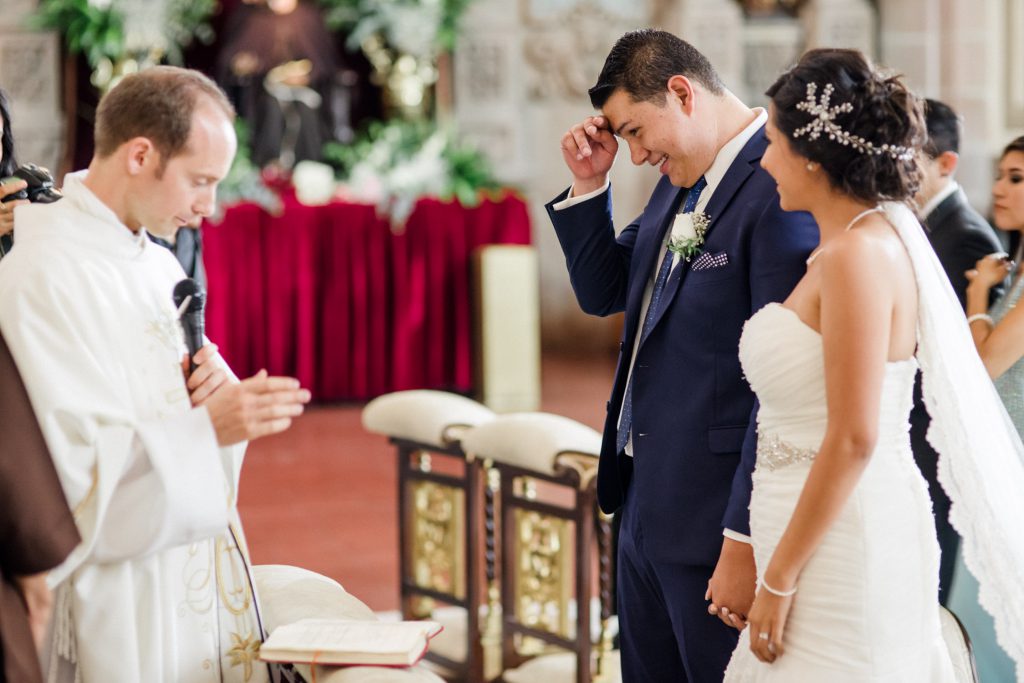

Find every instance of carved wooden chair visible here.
[362,390,497,682]
[460,413,620,683]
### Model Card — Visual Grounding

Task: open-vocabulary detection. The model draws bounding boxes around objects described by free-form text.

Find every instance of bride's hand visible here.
[746,587,794,663]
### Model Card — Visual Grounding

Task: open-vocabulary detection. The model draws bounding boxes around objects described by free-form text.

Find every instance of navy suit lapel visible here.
[623,183,686,342]
[642,129,767,340]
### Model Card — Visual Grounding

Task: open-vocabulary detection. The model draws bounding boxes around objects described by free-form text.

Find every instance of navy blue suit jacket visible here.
[547,128,818,566]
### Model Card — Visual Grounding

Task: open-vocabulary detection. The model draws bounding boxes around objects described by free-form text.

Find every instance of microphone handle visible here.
[182,313,205,373]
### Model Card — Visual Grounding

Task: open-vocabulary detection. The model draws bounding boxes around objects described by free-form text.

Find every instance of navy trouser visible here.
[617,488,738,682]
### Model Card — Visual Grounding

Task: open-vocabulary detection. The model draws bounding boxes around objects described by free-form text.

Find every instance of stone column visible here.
[665,0,745,96]
[0,2,64,176]
[802,0,877,58]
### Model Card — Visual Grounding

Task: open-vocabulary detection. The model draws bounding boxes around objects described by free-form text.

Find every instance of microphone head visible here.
[173,278,206,313]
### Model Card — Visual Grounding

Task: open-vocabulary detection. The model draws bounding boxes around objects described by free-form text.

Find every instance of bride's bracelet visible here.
[967,313,994,327]
[761,578,797,597]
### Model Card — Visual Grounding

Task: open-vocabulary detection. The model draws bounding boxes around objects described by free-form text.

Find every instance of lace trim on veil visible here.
[885,202,1024,681]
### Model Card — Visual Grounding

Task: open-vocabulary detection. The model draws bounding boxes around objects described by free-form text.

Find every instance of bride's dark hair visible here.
[766,48,925,204]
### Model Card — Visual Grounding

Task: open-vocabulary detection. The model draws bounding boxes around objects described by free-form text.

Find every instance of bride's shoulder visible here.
[818,222,910,282]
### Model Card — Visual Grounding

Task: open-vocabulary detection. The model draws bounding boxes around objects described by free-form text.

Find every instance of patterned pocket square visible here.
[691,251,729,271]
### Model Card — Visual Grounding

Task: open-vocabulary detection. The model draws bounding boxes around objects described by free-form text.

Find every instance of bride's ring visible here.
[758,632,769,640]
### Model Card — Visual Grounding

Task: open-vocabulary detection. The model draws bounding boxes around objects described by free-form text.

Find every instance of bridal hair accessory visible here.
[792,82,915,162]
[761,578,797,597]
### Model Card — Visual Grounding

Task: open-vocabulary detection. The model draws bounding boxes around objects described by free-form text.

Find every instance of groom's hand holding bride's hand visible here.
[705,537,757,630]
[560,115,618,197]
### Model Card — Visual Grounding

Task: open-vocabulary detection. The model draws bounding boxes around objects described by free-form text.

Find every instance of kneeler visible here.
[253,564,444,682]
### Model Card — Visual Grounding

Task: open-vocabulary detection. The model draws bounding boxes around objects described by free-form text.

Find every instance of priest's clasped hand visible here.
[185,343,229,406]
[204,369,311,445]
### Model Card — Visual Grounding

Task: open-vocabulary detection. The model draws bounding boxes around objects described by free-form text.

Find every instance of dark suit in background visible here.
[912,186,1004,604]
[0,332,79,683]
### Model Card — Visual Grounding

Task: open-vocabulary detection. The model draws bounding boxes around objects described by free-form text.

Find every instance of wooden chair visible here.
[939,606,979,683]
[362,390,497,682]
[460,413,620,683]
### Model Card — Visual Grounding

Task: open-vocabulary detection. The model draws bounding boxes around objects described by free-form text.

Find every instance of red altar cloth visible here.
[202,192,532,401]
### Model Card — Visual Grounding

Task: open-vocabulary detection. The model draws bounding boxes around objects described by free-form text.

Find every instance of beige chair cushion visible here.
[502,650,621,683]
[253,565,443,683]
[362,390,495,448]
[939,606,978,683]
[254,565,376,629]
[459,412,601,477]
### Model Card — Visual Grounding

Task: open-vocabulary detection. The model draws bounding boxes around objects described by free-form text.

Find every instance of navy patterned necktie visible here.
[616,176,707,454]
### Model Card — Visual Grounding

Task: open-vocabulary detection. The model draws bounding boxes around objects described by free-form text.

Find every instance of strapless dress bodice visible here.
[739,303,918,462]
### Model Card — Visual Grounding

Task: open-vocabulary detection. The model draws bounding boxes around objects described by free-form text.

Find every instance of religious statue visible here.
[216,0,346,168]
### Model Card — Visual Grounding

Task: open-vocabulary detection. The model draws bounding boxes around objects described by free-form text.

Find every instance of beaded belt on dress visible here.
[757,432,817,471]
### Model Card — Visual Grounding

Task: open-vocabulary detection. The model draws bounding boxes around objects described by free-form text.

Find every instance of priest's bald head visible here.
[85,66,238,238]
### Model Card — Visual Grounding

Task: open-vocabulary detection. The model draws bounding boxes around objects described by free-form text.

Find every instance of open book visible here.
[259,619,443,667]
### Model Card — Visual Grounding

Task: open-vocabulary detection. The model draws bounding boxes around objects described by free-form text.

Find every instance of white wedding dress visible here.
[723,202,1024,682]
[723,302,955,681]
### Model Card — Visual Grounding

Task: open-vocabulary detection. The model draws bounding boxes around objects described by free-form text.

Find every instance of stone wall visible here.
[0,1,63,177]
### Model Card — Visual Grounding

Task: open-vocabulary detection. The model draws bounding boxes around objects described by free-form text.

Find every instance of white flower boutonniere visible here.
[668,211,712,261]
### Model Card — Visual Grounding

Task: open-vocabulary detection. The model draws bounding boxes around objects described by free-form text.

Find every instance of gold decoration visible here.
[513,509,573,642]
[226,631,260,681]
[408,480,465,598]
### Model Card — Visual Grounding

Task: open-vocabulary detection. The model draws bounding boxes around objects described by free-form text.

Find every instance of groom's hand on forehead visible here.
[561,115,617,192]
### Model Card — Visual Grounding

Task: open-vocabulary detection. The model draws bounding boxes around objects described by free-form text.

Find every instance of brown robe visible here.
[0,332,79,683]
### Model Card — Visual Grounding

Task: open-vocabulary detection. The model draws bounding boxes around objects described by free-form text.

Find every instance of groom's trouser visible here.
[618,486,738,682]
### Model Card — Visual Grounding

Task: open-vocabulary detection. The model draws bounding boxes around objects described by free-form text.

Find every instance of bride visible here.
[724,49,1024,681]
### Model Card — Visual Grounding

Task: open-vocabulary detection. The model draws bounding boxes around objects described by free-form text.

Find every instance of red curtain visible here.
[202,192,531,401]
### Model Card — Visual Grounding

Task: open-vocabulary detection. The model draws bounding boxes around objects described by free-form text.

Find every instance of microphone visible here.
[173,278,206,373]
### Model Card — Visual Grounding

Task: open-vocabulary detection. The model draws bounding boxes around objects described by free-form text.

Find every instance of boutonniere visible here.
[667,211,711,261]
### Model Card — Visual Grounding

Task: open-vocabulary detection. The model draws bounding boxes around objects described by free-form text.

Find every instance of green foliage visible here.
[317,0,473,53]
[33,0,125,68]
[164,0,218,64]
[33,0,217,69]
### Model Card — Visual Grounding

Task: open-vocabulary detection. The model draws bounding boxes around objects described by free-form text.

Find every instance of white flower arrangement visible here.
[667,211,711,261]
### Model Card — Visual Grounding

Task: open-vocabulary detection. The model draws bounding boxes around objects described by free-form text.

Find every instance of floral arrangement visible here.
[317,0,474,57]
[322,119,500,225]
[33,0,217,89]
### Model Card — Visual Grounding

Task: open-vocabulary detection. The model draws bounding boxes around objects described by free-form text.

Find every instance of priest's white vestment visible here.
[0,172,271,683]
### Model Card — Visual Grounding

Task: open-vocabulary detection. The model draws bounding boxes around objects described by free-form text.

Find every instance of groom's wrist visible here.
[723,528,751,544]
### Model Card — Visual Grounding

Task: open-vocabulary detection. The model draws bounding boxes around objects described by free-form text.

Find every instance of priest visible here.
[0,67,311,682]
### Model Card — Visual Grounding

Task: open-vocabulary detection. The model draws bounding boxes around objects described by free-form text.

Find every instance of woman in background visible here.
[950,136,1024,682]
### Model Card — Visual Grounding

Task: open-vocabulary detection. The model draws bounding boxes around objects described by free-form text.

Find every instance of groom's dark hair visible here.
[589,29,724,108]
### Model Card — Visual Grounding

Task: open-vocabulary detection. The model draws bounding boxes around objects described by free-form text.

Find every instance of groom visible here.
[548,30,817,680]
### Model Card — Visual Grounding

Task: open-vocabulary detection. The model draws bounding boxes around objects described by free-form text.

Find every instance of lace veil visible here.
[886,201,1024,678]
